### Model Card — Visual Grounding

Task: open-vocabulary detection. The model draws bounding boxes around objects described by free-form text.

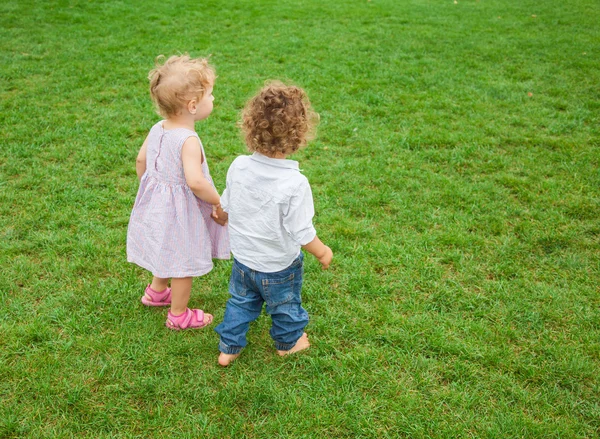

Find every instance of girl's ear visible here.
[188,99,197,115]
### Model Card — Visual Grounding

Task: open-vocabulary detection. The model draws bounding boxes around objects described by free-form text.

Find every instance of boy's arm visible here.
[181,137,220,205]
[135,136,149,180]
[283,180,333,269]
[302,236,333,269]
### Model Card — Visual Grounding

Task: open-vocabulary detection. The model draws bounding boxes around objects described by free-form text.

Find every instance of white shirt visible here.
[221,153,317,272]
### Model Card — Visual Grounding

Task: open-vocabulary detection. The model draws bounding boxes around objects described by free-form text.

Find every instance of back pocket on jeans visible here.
[262,273,294,306]
[230,265,246,297]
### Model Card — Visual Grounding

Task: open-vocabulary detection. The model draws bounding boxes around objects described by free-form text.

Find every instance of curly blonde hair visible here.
[148,54,215,118]
[241,81,318,156]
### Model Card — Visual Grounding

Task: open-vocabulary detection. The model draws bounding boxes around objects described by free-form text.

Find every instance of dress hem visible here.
[128,258,214,278]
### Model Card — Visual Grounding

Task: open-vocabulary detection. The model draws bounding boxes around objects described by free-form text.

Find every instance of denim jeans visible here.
[215,253,308,354]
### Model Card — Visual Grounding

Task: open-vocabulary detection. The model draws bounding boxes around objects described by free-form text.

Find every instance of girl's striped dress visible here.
[127,121,230,278]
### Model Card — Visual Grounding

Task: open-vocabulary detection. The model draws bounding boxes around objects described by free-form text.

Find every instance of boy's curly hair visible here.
[148,54,215,118]
[241,81,318,156]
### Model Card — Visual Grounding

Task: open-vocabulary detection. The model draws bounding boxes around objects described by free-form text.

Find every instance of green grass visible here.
[1,0,599,437]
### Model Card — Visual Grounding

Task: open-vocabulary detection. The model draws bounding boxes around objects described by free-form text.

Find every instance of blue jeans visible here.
[215,253,308,354]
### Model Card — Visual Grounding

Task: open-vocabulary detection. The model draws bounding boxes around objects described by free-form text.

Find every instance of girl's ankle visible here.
[149,285,168,294]
[169,308,187,317]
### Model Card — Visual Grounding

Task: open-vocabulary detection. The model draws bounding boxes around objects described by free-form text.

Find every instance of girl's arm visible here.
[136,136,149,180]
[181,137,220,205]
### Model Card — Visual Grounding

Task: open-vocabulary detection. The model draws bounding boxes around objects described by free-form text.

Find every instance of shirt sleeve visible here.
[282,180,317,246]
[221,188,230,212]
[220,163,233,213]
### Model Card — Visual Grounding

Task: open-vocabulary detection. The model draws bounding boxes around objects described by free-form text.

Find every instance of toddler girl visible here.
[214,81,333,366]
[127,55,229,330]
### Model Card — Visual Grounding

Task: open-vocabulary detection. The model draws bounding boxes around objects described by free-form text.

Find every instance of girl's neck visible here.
[163,114,195,131]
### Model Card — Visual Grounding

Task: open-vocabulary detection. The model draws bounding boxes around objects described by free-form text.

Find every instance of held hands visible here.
[211,204,228,226]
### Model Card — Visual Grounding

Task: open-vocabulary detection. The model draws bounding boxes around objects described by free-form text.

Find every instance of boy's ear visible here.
[188,99,197,115]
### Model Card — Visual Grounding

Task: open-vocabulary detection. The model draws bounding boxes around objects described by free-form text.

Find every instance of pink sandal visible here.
[166,308,213,330]
[141,285,172,307]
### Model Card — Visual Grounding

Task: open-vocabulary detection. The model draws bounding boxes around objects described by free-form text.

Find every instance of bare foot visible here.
[218,352,240,367]
[277,333,310,356]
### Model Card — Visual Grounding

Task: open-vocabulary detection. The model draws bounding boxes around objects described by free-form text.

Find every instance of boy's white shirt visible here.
[221,152,317,273]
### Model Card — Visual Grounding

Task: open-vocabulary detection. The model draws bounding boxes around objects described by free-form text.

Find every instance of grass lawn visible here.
[1,0,599,437]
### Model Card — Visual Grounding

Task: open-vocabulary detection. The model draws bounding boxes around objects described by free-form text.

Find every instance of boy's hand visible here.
[302,237,333,269]
[211,204,228,226]
[318,246,333,270]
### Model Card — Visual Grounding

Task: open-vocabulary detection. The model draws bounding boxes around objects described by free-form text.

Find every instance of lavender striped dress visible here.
[127,121,230,278]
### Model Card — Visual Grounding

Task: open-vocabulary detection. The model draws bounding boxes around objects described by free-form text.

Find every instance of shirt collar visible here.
[250,152,299,170]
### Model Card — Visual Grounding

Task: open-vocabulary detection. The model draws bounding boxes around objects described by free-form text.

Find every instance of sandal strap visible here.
[181,309,204,327]
[191,309,204,324]
[180,309,194,327]
[167,308,207,329]
[145,285,171,303]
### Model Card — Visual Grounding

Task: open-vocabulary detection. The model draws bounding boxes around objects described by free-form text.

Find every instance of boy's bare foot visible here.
[218,352,240,367]
[277,333,310,356]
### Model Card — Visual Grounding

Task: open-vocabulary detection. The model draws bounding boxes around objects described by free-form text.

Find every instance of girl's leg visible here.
[150,276,169,292]
[165,277,213,330]
[142,277,172,306]
[170,277,193,315]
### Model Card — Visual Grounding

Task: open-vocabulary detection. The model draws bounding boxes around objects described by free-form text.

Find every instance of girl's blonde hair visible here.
[148,54,215,118]
[241,81,318,156]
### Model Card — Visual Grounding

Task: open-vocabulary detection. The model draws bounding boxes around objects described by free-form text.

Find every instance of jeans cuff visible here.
[219,340,243,355]
[274,340,297,351]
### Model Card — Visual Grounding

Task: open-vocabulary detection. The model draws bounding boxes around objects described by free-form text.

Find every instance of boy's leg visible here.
[277,333,309,356]
[215,262,263,365]
[261,255,310,355]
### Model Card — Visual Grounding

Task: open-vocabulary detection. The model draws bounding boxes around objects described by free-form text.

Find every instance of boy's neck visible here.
[262,151,288,159]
